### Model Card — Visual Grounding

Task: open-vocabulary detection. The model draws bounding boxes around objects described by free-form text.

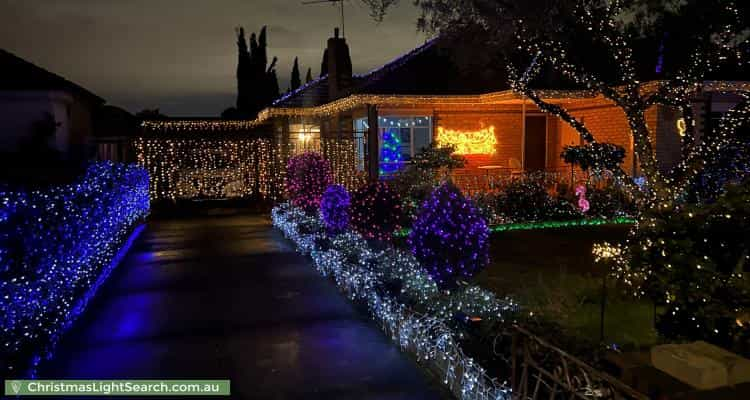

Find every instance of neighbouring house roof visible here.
[0,48,104,104]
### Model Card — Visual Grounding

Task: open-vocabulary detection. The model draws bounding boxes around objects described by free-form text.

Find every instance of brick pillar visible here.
[367,104,379,181]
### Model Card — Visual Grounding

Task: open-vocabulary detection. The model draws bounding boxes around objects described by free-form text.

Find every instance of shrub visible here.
[320,184,350,235]
[350,181,404,242]
[496,176,581,223]
[561,143,626,172]
[585,184,637,218]
[285,152,333,211]
[389,143,467,218]
[409,183,490,288]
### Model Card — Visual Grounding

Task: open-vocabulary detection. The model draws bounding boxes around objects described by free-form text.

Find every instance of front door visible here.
[524,116,547,172]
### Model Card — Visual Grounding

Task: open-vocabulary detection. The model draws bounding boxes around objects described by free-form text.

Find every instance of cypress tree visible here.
[305,67,313,83]
[232,25,281,117]
[236,27,251,113]
[291,57,301,91]
[320,48,328,76]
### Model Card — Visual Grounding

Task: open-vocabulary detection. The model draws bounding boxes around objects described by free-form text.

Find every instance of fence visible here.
[451,169,626,197]
[134,133,367,202]
[506,327,648,400]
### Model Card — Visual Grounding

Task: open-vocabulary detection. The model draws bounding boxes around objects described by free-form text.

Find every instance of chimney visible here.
[327,28,352,100]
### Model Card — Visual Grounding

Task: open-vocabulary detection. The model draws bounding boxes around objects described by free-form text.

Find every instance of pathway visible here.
[40,210,447,399]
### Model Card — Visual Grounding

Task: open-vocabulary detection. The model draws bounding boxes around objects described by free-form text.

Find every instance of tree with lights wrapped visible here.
[397,0,748,204]
[409,182,490,288]
[350,180,404,242]
[615,179,750,352]
[285,152,333,212]
[320,184,351,235]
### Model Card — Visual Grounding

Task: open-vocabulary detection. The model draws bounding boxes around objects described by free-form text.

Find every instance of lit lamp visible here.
[676,118,687,137]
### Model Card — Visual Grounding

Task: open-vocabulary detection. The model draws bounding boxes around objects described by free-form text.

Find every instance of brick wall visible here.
[425,105,525,171]
[375,97,685,177]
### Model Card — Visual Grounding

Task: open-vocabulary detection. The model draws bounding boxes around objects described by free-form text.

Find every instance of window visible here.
[353,116,433,175]
[288,122,320,154]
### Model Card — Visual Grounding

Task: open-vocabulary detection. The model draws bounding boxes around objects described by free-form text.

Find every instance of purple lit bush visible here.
[320,184,350,235]
[350,181,404,242]
[285,152,333,212]
[409,183,489,288]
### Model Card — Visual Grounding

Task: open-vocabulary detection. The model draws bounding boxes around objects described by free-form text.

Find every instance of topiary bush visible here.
[320,184,350,235]
[409,182,490,288]
[350,181,404,242]
[285,152,333,212]
[561,142,626,172]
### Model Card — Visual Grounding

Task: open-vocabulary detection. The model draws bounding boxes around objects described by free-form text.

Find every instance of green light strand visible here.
[394,217,635,237]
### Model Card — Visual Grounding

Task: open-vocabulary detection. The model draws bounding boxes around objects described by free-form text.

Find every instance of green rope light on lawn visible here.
[394,217,635,237]
[489,217,635,232]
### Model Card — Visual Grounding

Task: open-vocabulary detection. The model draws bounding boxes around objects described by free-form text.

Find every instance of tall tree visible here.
[236,27,252,113]
[320,48,329,77]
[305,67,313,83]
[291,57,302,91]
[233,25,281,118]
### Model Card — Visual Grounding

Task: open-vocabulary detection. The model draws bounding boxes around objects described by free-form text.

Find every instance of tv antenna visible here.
[302,0,346,38]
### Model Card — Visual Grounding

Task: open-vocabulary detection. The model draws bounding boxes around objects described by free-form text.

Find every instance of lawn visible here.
[473,224,659,350]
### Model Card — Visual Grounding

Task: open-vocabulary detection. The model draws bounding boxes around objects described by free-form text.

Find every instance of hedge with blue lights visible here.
[0,162,150,376]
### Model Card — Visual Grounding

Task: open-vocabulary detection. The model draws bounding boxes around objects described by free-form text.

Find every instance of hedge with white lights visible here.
[1,162,150,376]
[272,203,518,399]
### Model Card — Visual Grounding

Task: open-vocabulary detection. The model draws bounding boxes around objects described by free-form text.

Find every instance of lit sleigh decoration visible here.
[437,126,497,155]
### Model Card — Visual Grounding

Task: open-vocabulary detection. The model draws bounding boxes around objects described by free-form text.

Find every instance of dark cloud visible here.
[0,0,426,116]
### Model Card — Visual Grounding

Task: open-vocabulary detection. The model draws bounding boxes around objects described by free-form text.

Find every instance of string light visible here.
[436,126,497,155]
[134,138,365,202]
[1,162,150,376]
[271,203,516,399]
[350,181,404,242]
[285,152,333,211]
[409,183,490,288]
[320,184,351,234]
[380,129,404,175]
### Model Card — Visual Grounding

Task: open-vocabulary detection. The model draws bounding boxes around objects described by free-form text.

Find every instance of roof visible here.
[0,49,104,103]
[270,36,557,108]
[272,74,332,108]
[352,37,511,95]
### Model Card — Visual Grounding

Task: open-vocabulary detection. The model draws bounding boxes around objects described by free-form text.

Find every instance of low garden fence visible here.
[506,327,648,400]
[0,162,150,377]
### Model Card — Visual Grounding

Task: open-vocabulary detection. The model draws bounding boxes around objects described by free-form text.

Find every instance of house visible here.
[0,49,104,160]
[260,29,748,181]
[141,29,748,198]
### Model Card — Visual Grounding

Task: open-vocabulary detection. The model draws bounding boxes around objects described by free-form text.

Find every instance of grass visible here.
[473,224,659,349]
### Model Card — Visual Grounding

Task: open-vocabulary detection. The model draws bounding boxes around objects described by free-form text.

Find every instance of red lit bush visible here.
[350,181,404,242]
[285,152,333,211]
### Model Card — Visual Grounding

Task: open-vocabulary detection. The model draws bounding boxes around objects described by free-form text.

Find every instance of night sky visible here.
[0,0,426,116]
